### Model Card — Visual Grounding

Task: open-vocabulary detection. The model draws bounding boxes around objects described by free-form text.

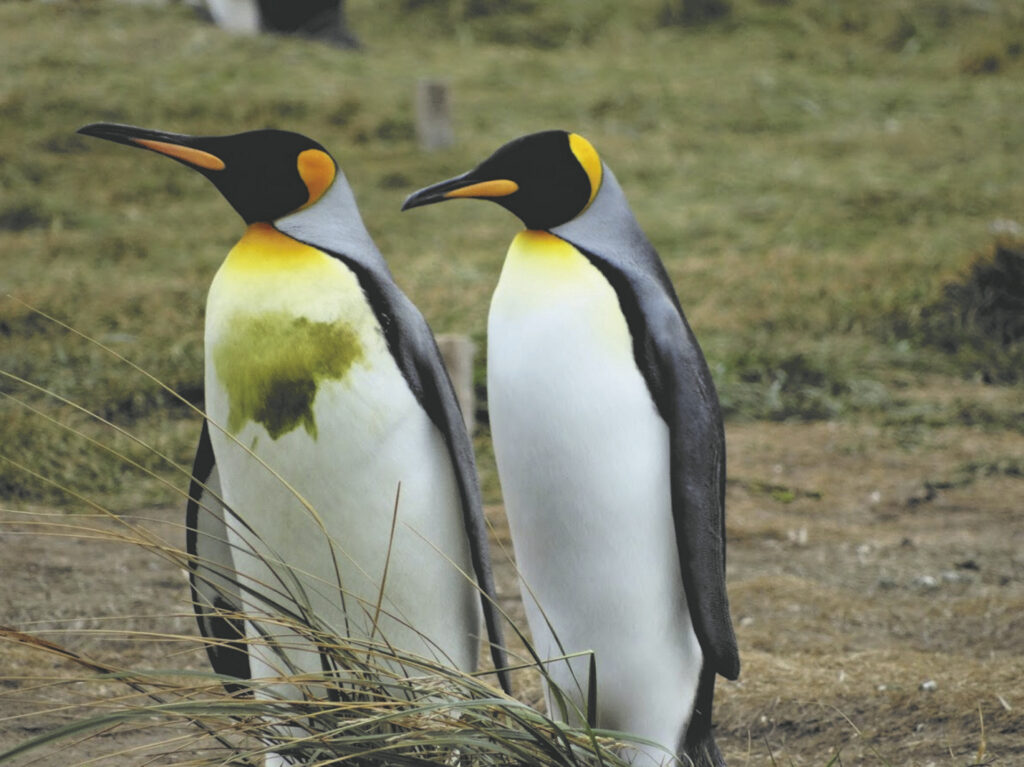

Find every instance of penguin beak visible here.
[77,122,226,172]
[401,172,518,211]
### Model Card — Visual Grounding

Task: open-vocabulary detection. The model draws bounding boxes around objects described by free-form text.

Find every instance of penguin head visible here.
[77,122,338,224]
[401,130,603,230]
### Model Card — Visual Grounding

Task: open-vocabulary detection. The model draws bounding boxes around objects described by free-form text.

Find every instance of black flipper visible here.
[185,420,251,691]
[569,241,739,679]
[570,239,737,758]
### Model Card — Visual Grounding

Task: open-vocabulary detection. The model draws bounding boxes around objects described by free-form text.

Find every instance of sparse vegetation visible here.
[893,239,1024,384]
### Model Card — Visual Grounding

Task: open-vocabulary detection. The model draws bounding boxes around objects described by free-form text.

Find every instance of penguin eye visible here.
[296,149,336,209]
[568,133,602,210]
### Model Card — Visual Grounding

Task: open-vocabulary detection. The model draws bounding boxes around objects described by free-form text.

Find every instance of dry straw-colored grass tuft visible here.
[0,309,640,767]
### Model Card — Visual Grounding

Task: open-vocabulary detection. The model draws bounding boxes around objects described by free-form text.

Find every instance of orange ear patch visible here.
[568,133,602,209]
[131,139,226,171]
[297,149,336,208]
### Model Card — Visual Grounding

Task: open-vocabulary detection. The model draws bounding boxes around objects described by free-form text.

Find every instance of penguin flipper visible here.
[640,290,740,681]
[569,241,740,682]
[316,254,512,695]
[186,420,251,689]
[553,162,739,676]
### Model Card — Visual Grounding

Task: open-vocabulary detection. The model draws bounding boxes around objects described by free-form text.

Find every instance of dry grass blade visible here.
[1,609,636,766]
[0,625,243,757]
[0,313,637,767]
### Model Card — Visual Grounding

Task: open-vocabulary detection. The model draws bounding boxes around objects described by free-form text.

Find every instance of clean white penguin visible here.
[403,130,739,767]
[78,124,511,715]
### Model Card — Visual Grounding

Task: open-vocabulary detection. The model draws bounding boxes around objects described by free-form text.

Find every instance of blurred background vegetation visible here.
[1,0,1022,510]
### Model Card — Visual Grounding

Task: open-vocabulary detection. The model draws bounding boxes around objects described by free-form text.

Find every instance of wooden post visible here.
[436,334,475,434]
[415,80,454,151]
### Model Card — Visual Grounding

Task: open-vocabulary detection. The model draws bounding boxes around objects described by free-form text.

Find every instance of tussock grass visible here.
[0,321,637,766]
[1,618,631,767]
[894,239,1024,384]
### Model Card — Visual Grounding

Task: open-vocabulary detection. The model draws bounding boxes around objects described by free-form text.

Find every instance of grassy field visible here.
[1,0,1023,763]
[3,0,1023,506]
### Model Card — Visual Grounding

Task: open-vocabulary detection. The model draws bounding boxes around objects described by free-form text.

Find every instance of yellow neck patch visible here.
[297,148,336,209]
[220,222,324,275]
[512,229,575,257]
[502,230,592,293]
[493,229,633,355]
[568,133,602,210]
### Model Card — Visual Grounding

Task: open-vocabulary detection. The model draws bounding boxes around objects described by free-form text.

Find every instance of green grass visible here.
[2,0,1023,507]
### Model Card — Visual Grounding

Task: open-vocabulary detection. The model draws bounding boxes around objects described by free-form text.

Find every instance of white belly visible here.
[203,227,481,685]
[488,230,702,758]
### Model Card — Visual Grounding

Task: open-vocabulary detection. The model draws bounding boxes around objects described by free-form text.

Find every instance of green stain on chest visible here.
[213,312,366,440]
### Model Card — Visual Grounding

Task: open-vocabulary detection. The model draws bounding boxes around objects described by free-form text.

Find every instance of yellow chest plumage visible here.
[209,223,365,320]
[205,223,382,440]
[491,229,632,355]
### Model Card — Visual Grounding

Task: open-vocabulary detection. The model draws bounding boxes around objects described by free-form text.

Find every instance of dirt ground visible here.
[2,407,1022,765]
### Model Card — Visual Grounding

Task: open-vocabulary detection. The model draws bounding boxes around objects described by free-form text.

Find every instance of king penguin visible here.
[403,131,739,766]
[77,123,511,705]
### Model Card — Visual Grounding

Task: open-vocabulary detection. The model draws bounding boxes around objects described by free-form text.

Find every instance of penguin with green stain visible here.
[78,123,511,712]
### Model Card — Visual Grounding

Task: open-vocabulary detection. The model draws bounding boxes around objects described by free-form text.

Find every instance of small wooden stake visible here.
[436,333,475,434]
[415,80,454,151]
